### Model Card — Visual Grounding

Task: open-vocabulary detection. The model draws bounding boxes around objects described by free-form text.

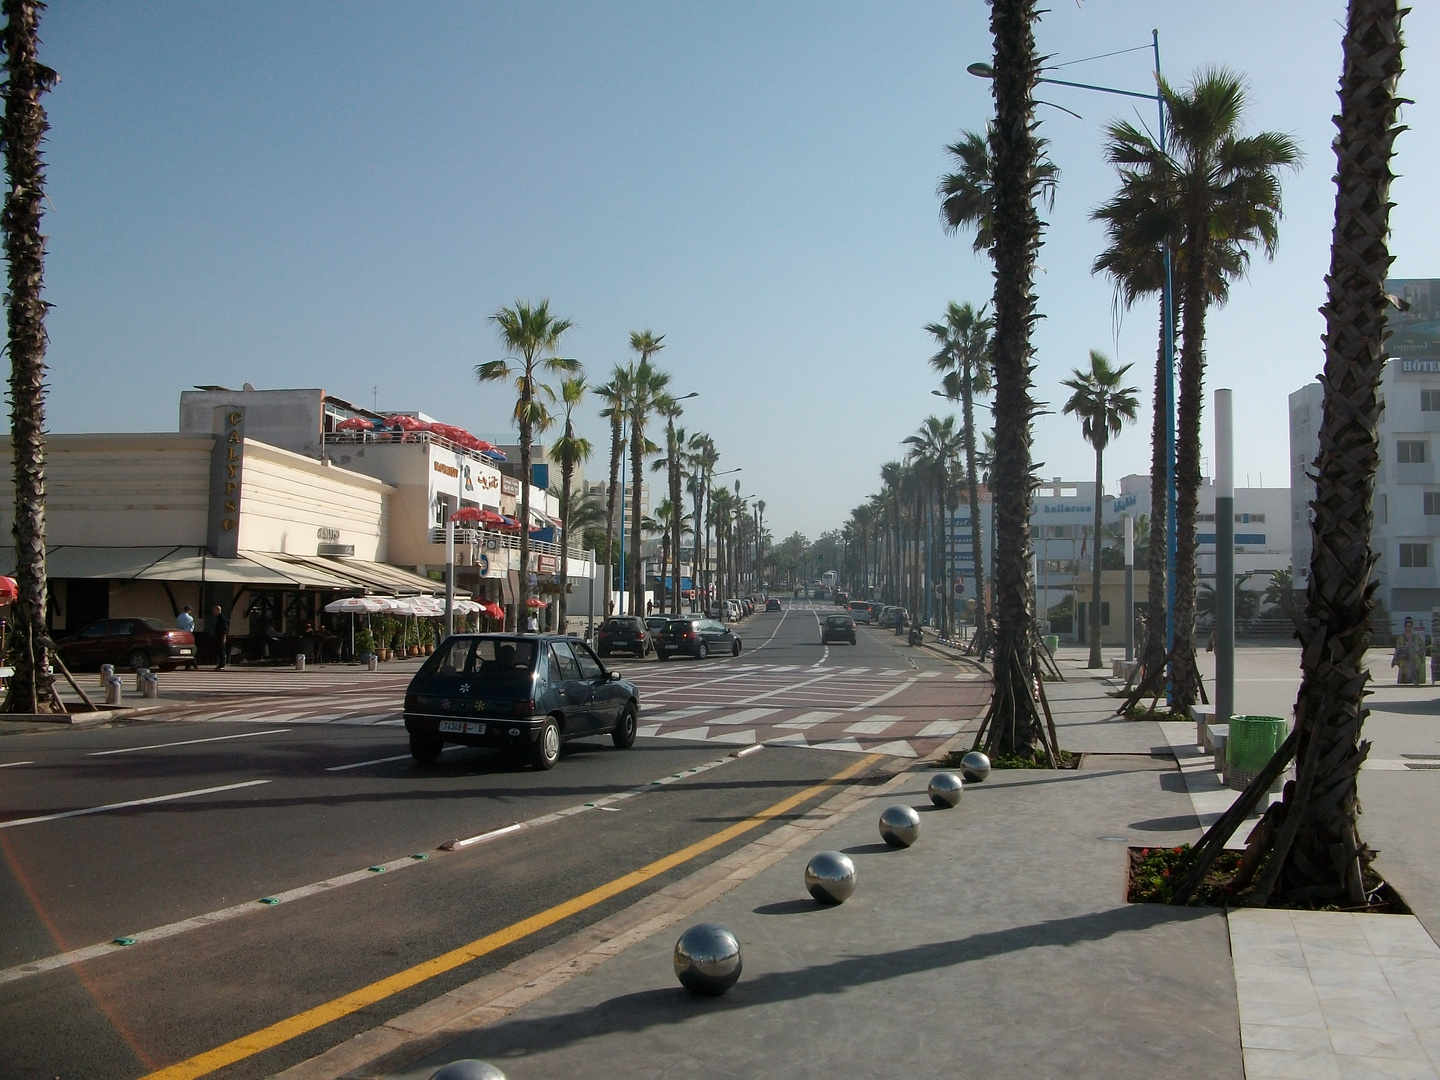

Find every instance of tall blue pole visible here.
[1154,28,1179,703]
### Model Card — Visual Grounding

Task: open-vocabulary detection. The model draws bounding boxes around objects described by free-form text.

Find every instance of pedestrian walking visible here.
[524,611,538,634]
[176,605,194,632]
[211,604,230,670]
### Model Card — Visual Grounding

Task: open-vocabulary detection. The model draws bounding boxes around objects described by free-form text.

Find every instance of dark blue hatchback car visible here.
[403,634,639,770]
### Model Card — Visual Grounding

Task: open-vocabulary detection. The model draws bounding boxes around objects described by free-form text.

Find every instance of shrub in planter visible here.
[355,628,376,659]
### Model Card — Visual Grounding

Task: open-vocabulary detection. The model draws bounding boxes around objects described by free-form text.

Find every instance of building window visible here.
[1029,525,1041,539]
[1380,493,1387,524]
[1423,389,1440,412]
[1397,440,1428,463]
[1426,492,1440,516]
[1045,525,1075,540]
[1399,543,1430,568]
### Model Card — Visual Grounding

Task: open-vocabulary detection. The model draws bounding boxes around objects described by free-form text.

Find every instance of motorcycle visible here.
[907,625,924,647]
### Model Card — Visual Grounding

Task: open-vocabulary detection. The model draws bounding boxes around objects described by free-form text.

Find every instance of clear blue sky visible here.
[32,1,1440,541]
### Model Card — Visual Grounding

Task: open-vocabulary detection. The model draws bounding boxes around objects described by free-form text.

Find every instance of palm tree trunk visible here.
[670,427,682,615]
[1171,224,1210,707]
[629,421,643,615]
[1088,446,1105,668]
[980,0,1047,759]
[558,450,573,631]
[1143,303,1170,685]
[1235,0,1402,906]
[2,0,58,715]
[962,374,987,649]
[518,379,533,630]
[604,412,621,615]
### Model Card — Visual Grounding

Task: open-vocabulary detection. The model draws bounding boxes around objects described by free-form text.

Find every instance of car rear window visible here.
[827,616,853,627]
[664,619,697,631]
[140,618,172,631]
[602,618,640,631]
[422,637,539,676]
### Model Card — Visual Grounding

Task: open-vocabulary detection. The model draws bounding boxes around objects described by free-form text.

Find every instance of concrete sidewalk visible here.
[278,644,1440,1080]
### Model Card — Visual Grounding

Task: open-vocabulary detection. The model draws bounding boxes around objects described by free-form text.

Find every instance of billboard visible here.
[1388,279,1440,362]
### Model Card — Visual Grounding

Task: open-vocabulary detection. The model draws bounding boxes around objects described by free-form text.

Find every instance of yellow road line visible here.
[141,753,882,1080]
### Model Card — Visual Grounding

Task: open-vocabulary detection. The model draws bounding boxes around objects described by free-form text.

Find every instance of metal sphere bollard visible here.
[804,850,856,905]
[429,1061,508,1080]
[960,751,991,783]
[104,676,123,706]
[927,771,963,808]
[99,663,114,687]
[673,922,742,996]
[878,804,921,848]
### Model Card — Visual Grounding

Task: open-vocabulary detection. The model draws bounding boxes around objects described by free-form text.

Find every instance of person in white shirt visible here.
[176,606,195,632]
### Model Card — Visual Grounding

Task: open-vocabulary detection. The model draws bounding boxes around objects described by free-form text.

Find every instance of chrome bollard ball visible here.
[960,750,991,783]
[804,850,857,904]
[878,804,921,848]
[429,1061,508,1080]
[927,771,963,808]
[673,922,742,996]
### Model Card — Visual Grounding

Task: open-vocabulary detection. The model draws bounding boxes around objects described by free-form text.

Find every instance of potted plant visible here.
[354,627,376,662]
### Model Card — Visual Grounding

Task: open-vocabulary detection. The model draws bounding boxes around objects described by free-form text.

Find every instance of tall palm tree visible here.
[687,432,718,612]
[905,415,962,634]
[879,461,903,604]
[625,331,667,614]
[476,300,576,626]
[978,0,1050,760]
[550,375,590,632]
[658,395,688,614]
[928,301,994,647]
[1175,0,1405,909]
[595,368,631,615]
[1095,71,1300,707]
[1,0,57,714]
[1061,351,1139,668]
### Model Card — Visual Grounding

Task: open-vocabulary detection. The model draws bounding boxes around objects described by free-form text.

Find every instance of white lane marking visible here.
[636,724,661,737]
[919,719,965,737]
[730,671,840,705]
[87,729,289,757]
[709,729,757,745]
[766,732,809,747]
[846,678,917,712]
[0,750,753,985]
[754,604,791,651]
[845,715,904,735]
[810,736,867,754]
[0,761,34,768]
[775,710,842,730]
[657,726,711,741]
[0,780,271,829]
[325,747,458,772]
[706,708,782,727]
[867,739,918,758]
[812,645,830,668]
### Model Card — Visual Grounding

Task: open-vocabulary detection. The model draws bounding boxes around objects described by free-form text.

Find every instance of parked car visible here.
[403,634,638,769]
[721,599,742,622]
[821,614,857,645]
[878,605,908,628]
[644,616,669,636]
[596,616,652,658]
[57,617,197,671]
[835,591,850,607]
[765,598,782,612]
[849,601,874,624]
[741,598,755,616]
[655,617,742,660]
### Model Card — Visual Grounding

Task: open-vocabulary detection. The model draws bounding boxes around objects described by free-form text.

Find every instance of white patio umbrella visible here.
[323,596,393,659]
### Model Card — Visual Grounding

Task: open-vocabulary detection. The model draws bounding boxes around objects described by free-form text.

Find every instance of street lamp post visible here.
[970,31,1176,696]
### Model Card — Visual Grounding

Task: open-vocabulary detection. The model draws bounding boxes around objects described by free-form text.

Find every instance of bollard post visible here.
[134,667,150,692]
[367,656,378,672]
[142,672,159,699]
[294,654,306,672]
[100,663,114,687]
[105,676,123,706]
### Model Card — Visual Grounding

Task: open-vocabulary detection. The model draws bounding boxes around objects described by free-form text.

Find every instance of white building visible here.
[1291,353,1440,631]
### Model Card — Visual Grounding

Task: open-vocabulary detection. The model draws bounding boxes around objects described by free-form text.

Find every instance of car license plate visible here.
[439,720,486,735]
[176,648,193,655]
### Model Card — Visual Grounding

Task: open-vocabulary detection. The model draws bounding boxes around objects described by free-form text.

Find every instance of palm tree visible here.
[2,0,58,714]
[1095,72,1300,707]
[595,368,631,615]
[905,416,962,635]
[657,395,690,615]
[687,432,718,612]
[976,0,1050,760]
[476,301,576,626]
[937,126,1059,253]
[1174,0,1405,909]
[1062,351,1139,668]
[550,375,591,632]
[1261,567,1298,621]
[928,301,994,648]
[560,487,608,556]
[879,461,903,604]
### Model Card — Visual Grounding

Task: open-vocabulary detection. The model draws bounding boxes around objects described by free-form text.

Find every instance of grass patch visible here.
[936,748,1078,770]
[1128,844,1243,906]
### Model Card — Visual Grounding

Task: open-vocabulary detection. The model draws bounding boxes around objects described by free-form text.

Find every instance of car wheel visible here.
[612,703,637,749]
[697,642,709,660]
[732,639,741,656]
[410,734,443,766]
[530,716,561,770]
[128,649,151,671]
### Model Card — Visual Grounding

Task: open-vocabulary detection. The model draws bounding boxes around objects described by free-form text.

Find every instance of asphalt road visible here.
[0,599,969,1080]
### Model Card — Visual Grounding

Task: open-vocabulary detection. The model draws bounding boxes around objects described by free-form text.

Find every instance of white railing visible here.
[324,428,503,466]
[427,525,588,566]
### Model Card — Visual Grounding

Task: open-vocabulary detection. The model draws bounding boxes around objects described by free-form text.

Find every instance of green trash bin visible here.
[1226,715,1287,792]
[1043,634,1059,656]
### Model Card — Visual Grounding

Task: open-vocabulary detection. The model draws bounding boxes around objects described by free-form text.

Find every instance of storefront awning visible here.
[255,552,465,597]
[236,551,359,589]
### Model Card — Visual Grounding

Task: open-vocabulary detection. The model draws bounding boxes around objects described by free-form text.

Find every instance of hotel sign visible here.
[207,406,245,558]
[1400,359,1440,374]
[501,476,520,497]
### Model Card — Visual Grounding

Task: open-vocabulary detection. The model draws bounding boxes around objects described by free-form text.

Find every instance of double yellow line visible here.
[143,753,880,1080]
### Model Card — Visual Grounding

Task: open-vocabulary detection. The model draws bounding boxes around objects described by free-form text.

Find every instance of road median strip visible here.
[138,753,882,1080]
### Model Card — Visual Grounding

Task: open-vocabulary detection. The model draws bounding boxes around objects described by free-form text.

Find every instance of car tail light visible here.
[684,631,696,640]
[513,699,536,716]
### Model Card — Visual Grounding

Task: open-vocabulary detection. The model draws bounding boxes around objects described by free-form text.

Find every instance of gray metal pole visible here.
[444,517,455,640]
[1124,513,1134,663]
[1215,388,1235,724]
[587,548,596,641]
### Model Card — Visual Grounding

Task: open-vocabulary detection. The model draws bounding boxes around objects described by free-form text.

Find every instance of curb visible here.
[267,732,976,1080]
